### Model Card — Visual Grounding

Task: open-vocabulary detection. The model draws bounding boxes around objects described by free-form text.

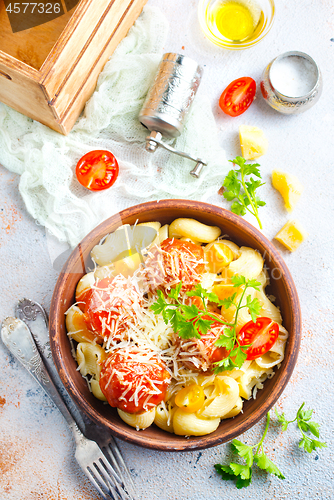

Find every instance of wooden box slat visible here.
[0,55,58,125]
[50,0,146,119]
[0,0,148,134]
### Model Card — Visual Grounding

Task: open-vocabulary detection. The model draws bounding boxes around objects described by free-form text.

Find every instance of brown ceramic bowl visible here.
[50,200,301,451]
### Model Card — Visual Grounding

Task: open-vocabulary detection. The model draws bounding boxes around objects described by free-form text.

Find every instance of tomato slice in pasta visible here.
[175,384,205,413]
[99,347,171,413]
[238,317,279,360]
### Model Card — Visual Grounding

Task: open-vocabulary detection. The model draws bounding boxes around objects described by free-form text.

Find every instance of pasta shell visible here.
[221,397,243,419]
[228,246,263,279]
[154,401,176,433]
[169,218,221,243]
[117,408,155,430]
[76,343,106,377]
[198,377,239,418]
[65,305,102,344]
[75,272,95,303]
[90,379,107,402]
[173,409,220,436]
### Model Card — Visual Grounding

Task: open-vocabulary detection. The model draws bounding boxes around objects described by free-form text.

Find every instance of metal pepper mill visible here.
[139,53,206,178]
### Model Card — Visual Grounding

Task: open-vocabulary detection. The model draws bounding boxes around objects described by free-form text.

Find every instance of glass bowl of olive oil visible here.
[198,0,275,50]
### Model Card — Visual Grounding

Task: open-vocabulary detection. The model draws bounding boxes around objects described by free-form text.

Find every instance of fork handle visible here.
[1,317,81,434]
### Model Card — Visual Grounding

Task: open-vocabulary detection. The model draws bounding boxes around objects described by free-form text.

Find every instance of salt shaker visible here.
[139,53,206,178]
[260,51,322,114]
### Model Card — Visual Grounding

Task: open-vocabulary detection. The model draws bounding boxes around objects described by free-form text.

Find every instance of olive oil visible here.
[208,0,263,43]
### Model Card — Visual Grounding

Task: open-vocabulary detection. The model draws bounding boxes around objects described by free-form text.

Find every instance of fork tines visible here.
[104,440,137,499]
[85,457,131,500]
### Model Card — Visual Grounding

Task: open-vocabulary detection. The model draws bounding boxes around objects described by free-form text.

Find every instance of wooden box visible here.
[0,0,148,134]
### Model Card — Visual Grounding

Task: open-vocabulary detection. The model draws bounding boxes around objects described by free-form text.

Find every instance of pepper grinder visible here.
[139,53,206,178]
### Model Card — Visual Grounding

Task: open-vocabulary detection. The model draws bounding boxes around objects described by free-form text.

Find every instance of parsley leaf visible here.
[231,275,247,287]
[195,317,213,336]
[246,295,262,322]
[168,282,182,300]
[150,275,261,373]
[275,403,327,453]
[275,409,289,431]
[180,304,199,320]
[150,289,167,316]
[215,412,283,489]
[177,319,200,339]
[231,440,254,467]
[221,156,265,229]
[187,285,220,304]
[214,463,252,489]
[254,452,285,479]
[215,403,327,490]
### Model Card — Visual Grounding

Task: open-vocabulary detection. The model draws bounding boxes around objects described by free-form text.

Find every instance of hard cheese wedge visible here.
[239,125,268,160]
[274,219,308,252]
[272,170,304,212]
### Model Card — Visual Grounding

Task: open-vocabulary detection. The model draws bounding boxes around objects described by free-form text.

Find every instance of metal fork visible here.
[15,299,137,500]
[15,298,137,500]
[1,316,134,500]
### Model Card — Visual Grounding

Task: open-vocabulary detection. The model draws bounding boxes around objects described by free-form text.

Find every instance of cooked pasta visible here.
[198,377,240,418]
[169,218,221,243]
[66,218,289,437]
[228,246,264,279]
[117,408,155,430]
[173,409,221,436]
[76,342,105,377]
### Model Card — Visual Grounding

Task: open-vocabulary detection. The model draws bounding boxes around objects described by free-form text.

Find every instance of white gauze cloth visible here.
[0,6,228,248]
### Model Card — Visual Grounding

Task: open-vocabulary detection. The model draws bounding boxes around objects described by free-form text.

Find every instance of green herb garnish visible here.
[222,156,265,229]
[215,412,284,489]
[275,403,327,453]
[150,275,261,373]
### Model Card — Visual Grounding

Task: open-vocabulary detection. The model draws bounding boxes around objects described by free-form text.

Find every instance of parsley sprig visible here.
[275,403,327,453]
[150,275,261,373]
[215,404,327,489]
[215,412,285,489]
[222,156,265,229]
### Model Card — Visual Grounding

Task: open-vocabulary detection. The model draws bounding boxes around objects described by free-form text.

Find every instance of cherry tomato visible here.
[144,238,205,292]
[238,317,279,360]
[99,347,170,413]
[219,77,256,117]
[175,384,205,413]
[76,150,119,191]
[176,317,229,372]
[84,276,142,340]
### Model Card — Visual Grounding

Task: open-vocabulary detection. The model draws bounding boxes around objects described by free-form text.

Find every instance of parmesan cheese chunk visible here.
[274,219,308,252]
[239,125,268,160]
[272,170,304,212]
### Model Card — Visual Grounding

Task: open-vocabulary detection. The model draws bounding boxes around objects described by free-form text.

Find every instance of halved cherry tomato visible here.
[219,77,256,117]
[76,150,119,191]
[175,384,205,413]
[238,317,279,360]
